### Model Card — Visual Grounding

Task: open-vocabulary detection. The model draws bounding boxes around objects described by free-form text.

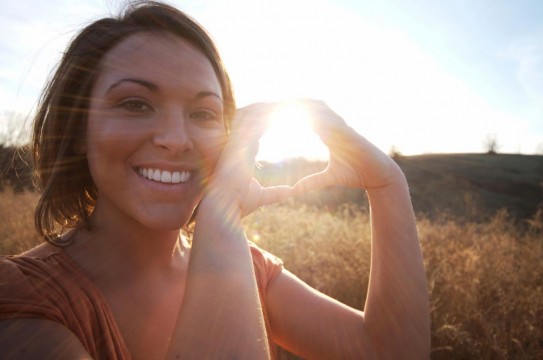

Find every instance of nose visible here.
[152,109,194,153]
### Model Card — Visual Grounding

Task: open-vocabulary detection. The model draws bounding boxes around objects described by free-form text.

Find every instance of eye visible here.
[190,109,218,121]
[118,98,153,113]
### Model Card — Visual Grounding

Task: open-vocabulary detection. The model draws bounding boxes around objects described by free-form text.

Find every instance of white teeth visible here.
[139,168,191,184]
[153,169,161,181]
[161,171,172,183]
[171,171,181,183]
[180,172,190,182]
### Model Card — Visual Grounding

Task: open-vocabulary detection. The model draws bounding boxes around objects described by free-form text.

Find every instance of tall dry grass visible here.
[419,210,543,359]
[1,191,542,359]
[244,203,543,359]
[0,189,40,254]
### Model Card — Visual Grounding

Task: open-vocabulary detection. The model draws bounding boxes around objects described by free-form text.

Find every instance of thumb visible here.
[257,185,295,207]
[291,170,335,195]
[242,180,295,217]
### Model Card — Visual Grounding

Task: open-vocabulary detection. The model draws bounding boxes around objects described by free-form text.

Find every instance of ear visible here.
[73,138,86,155]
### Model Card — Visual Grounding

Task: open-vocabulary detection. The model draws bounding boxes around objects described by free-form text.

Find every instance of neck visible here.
[66,203,189,284]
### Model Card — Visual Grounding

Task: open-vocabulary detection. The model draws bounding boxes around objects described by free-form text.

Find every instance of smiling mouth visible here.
[138,168,192,184]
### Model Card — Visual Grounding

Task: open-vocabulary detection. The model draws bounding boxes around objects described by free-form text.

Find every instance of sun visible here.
[257,102,328,162]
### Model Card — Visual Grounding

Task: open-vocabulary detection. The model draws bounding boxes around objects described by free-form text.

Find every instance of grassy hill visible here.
[397,153,543,220]
[256,153,543,220]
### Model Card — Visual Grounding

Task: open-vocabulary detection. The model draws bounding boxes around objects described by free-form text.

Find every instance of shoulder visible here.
[0,243,53,290]
[0,242,61,273]
[0,318,92,359]
[20,242,61,258]
[0,243,64,294]
[0,243,76,323]
[0,244,128,358]
[249,242,284,290]
[249,242,283,267]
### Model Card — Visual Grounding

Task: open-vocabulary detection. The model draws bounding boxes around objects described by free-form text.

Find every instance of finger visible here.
[239,180,278,216]
[232,102,275,141]
[218,104,270,176]
[291,170,335,195]
[212,134,259,186]
[257,185,295,207]
[297,100,354,148]
[242,179,295,217]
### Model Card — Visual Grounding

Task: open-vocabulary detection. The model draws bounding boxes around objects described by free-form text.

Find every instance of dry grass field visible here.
[0,189,41,254]
[246,203,543,359]
[1,189,542,359]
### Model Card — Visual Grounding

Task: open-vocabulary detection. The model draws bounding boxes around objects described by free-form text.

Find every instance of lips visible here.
[138,168,192,184]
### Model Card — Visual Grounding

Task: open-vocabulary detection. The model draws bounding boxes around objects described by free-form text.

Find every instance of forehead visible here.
[94,32,221,95]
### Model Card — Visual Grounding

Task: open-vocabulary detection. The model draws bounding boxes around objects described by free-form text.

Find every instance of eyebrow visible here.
[196,90,223,102]
[106,78,222,102]
[106,78,158,93]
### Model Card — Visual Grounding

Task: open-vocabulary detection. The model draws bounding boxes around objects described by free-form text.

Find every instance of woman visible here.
[0,2,430,359]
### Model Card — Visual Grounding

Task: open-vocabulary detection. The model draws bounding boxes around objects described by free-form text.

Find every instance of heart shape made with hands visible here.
[231,100,345,215]
[226,98,403,216]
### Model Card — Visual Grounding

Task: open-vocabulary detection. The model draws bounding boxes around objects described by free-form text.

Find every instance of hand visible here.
[290,100,406,194]
[207,102,294,216]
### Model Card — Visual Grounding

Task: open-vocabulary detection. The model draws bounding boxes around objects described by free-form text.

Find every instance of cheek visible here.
[86,111,147,150]
[193,128,227,165]
[85,120,143,178]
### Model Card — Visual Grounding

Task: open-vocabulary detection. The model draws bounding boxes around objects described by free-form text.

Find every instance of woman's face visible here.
[86,32,226,231]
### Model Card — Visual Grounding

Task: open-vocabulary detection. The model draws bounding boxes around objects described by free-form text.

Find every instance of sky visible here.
[0,0,542,160]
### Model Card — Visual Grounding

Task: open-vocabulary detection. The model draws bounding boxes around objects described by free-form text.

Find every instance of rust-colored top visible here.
[0,242,283,359]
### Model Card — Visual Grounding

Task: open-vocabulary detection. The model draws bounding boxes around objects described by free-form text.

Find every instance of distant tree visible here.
[0,111,30,146]
[483,133,500,155]
[389,145,402,160]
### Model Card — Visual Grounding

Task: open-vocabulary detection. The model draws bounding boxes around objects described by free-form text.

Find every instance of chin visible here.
[136,205,197,232]
[138,217,191,233]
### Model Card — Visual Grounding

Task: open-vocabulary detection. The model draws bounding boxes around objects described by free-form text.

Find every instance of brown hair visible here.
[32,1,236,245]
